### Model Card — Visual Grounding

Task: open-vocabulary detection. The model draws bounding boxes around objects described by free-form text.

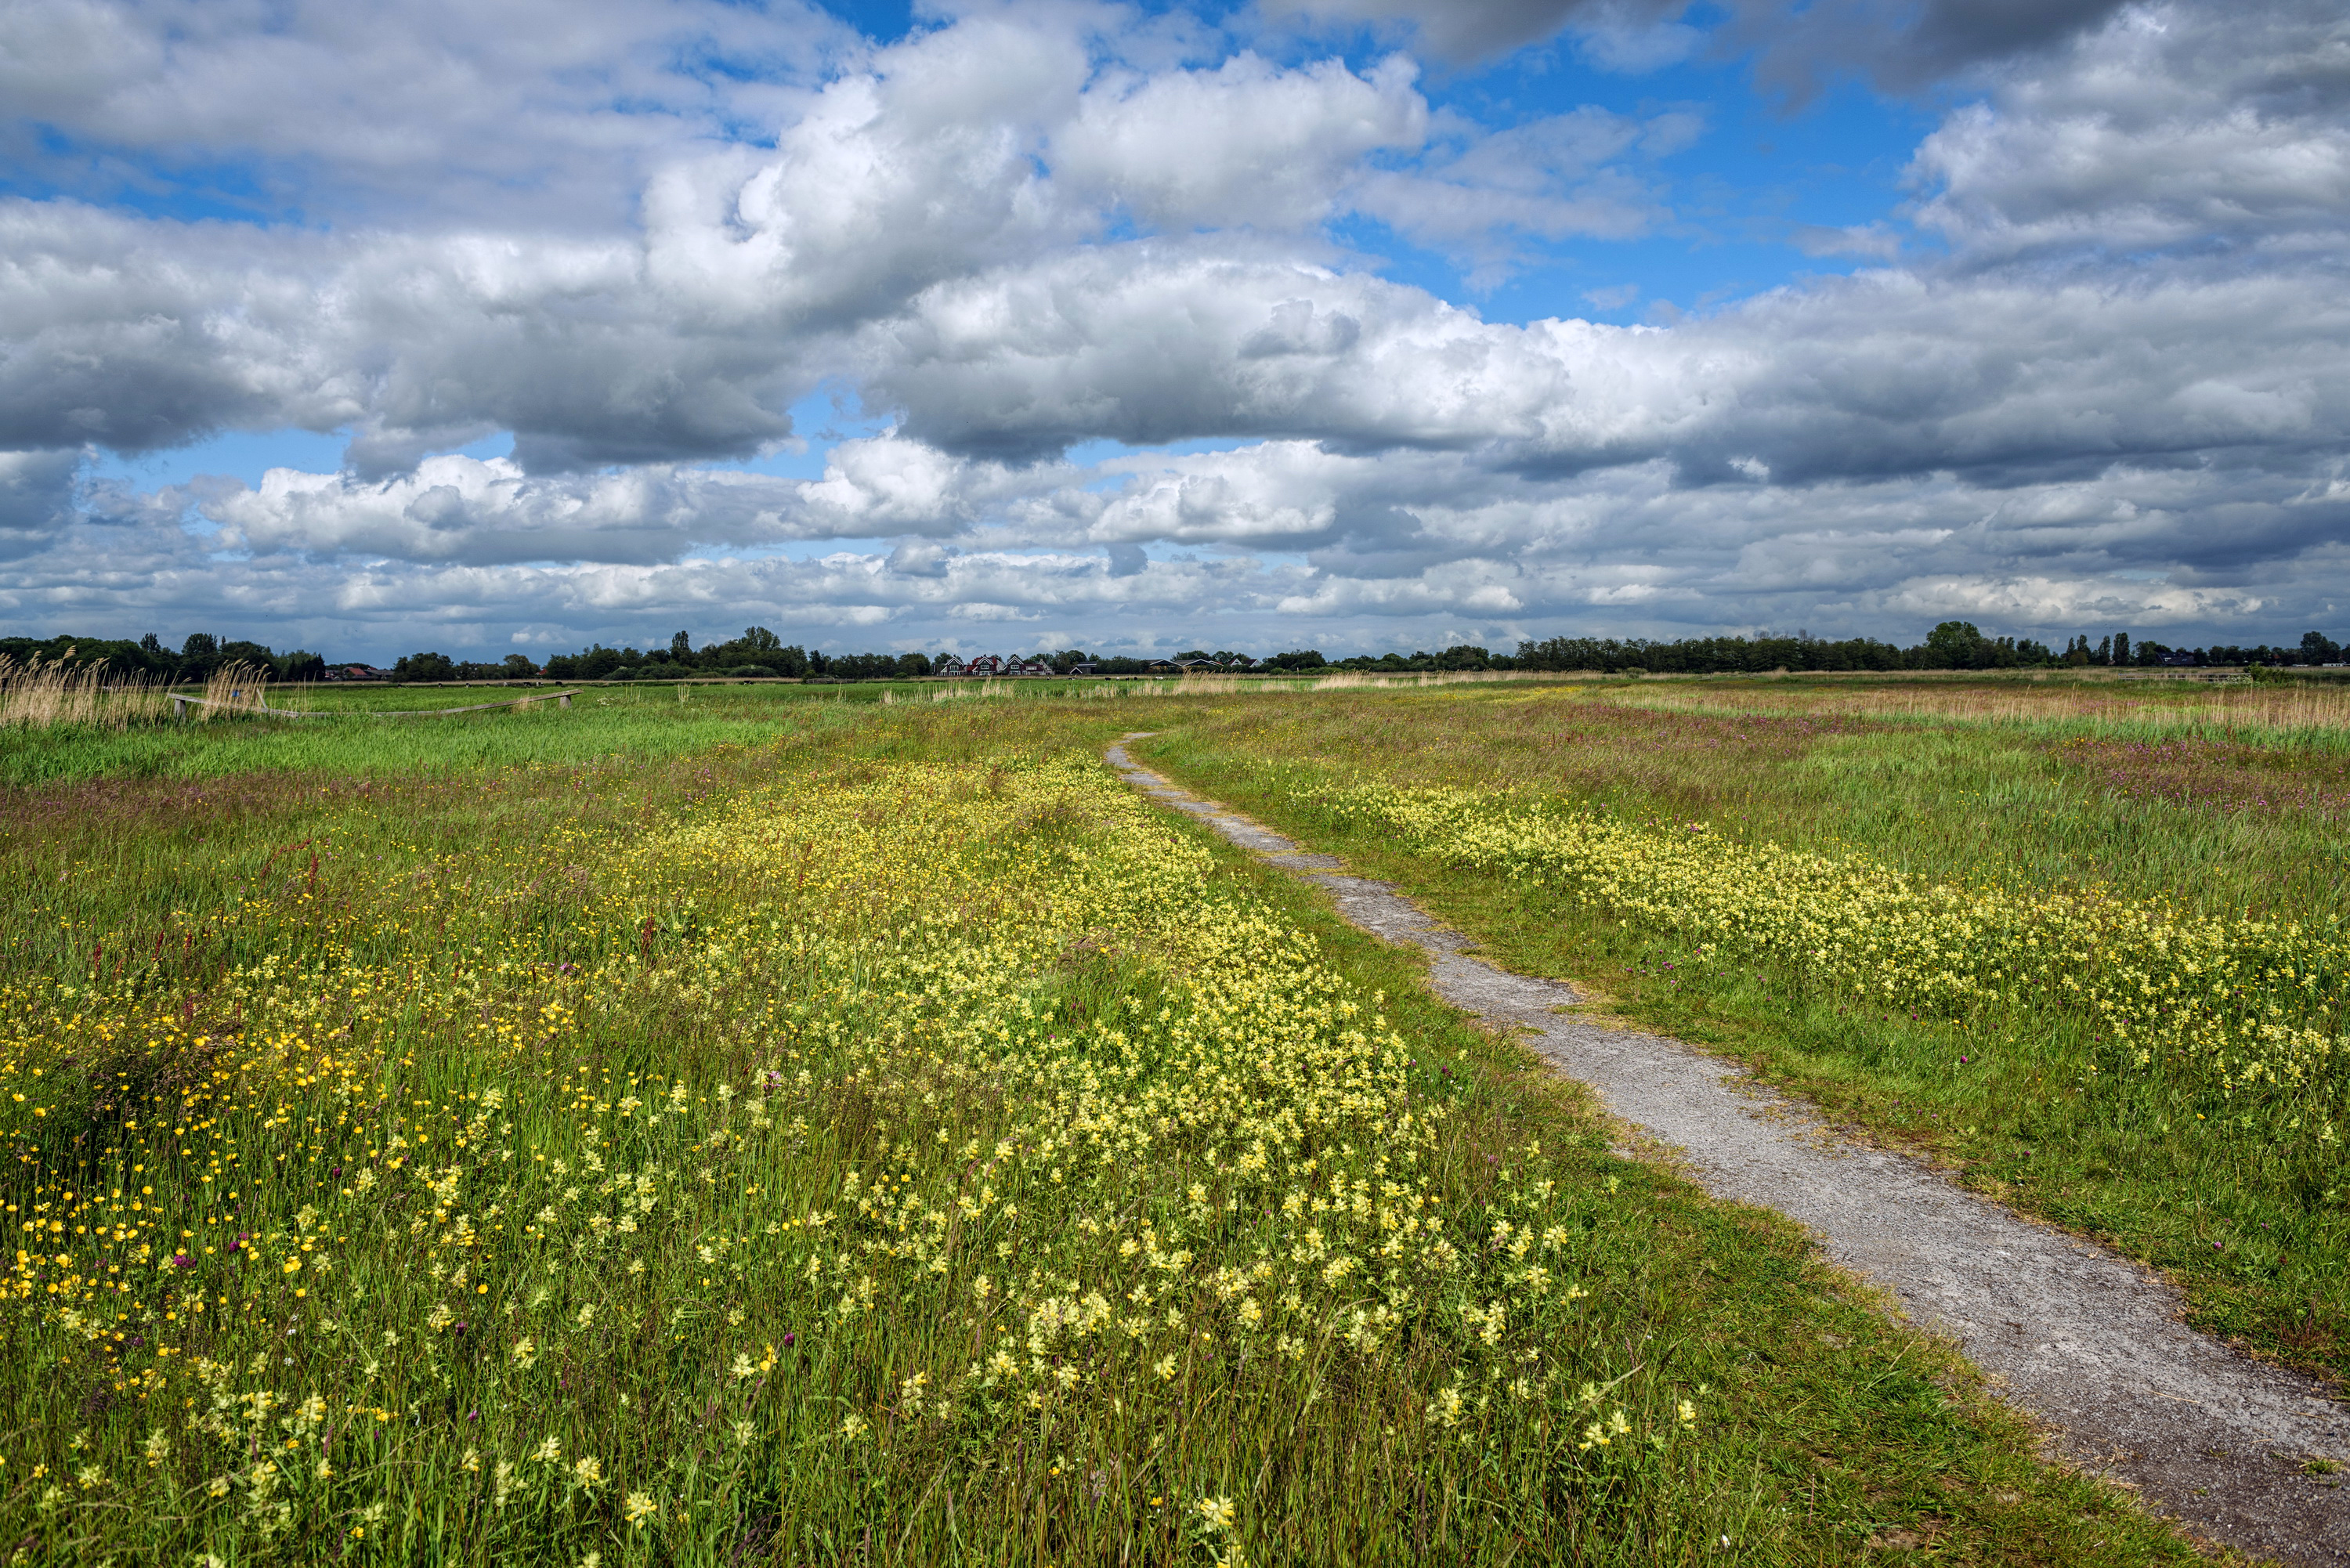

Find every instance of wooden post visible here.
[172,694,191,720]
[559,693,572,709]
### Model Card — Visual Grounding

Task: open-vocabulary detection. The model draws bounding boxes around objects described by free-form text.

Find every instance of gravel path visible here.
[1108,736,2350,1566]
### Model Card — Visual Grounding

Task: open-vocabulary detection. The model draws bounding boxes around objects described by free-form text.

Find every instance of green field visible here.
[2,677,1340,788]
[0,688,2253,1562]
[1141,676,2350,1384]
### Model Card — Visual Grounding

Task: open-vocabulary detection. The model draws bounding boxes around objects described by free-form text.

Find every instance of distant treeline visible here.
[5,622,2345,683]
[539,634,1321,681]
[401,621,2350,679]
[1513,624,2348,674]
[0,632,329,681]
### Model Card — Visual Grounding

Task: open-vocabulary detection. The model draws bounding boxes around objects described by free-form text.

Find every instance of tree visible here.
[2112,631,2131,667]
[1918,621,1992,670]
[502,653,540,677]
[139,632,163,656]
[670,630,692,661]
[741,626,782,654]
[176,632,223,677]
[2303,630,2341,665]
[393,651,457,682]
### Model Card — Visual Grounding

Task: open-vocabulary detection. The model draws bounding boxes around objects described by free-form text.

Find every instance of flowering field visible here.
[0,703,2210,1563]
[0,750,1674,1560]
[1294,779,2345,1126]
[1140,688,2350,1381]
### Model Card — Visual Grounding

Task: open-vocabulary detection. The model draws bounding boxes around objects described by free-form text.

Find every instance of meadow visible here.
[0,671,1529,789]
[1139,674,2350,1387]
[0,688,2195,1563]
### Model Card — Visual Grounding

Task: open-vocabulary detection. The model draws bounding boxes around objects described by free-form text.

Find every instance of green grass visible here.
[0,676,1394,787]
[0,697,2200,1563]
[1139,682,2350,1384]
[0,679,1141,787]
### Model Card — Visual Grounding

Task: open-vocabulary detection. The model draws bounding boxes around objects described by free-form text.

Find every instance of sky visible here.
[0,0,2344,663]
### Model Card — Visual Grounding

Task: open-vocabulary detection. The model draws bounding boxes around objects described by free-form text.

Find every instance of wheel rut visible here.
[1107,735,2349,1566]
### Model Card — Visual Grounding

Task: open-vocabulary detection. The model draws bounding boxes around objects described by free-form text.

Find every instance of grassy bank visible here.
[0,699,2190,1563]
[1139,681,2350,1386]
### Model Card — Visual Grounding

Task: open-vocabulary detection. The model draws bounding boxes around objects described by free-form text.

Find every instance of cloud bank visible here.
[0,0,2343,657]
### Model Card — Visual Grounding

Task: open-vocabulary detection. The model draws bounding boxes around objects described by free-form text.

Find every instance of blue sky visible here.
[1,0,2343,662]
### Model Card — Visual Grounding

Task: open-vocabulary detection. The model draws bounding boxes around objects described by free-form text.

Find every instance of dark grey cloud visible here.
[0,449,79,560]
[1275,0,1649,61]
[1732,0,2132,99]
[1904,0,2129,77]
[1283,0,2132,88]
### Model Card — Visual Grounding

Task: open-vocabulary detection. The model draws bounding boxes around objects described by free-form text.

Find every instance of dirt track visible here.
[1108,735,2349,1566]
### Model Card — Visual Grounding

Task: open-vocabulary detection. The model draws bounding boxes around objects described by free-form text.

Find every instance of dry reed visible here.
[191,659,280,719]
[0,656,170,729]
[0,657,302,729]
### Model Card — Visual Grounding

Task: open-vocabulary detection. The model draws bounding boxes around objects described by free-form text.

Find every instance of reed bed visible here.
[188,662,287,721]
[0,659,301,730]
[0,657,170,729]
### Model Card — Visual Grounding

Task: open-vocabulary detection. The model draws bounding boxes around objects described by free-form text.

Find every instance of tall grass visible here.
[0,657,172,729]
[187,661,286,721]
[0,656,308,731]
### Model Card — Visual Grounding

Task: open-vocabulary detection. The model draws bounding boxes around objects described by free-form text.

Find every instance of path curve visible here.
[1106,735,2349,1566]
